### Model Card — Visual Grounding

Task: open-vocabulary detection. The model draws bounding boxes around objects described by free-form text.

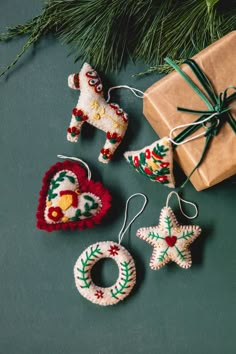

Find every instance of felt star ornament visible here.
[137,206,201,269]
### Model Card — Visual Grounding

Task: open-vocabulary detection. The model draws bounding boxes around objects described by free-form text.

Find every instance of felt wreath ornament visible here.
[36,159,111,232]
[74,241,136,306]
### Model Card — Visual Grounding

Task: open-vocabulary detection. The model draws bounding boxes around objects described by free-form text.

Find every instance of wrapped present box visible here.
[143,31,236,191]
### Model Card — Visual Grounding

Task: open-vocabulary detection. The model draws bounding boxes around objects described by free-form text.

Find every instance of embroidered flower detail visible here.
[48,207,63,222]
[155,175,168,183]
[145,149,151,159]
[106,132,122,144]
[160,162,170,168]
[108,245,120,256]
[58,190,79,210]
[93,113,101,120]
[133,156,139,167]
[101,148,113,160]
[152,151,163,160]
[67,126,80,137]
[146,159,159,171]
[94,290,104,299]
[72,108,88,122]
[144,167,153,175]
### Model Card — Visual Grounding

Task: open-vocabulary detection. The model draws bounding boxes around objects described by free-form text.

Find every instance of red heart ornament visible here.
[36,160,111,232]
[165,236,177,247]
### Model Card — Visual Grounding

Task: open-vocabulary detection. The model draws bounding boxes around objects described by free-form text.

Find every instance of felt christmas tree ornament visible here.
[124,137,175,188]
[36,156,111,232]
[74,193,147,306]
[136,192,201,269]
[67,63,128,163]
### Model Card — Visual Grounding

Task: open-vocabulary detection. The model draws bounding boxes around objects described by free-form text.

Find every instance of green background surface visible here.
[0,1,235,353]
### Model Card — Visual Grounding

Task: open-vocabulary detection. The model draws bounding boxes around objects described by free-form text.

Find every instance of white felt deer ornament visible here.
[67,63,128,163]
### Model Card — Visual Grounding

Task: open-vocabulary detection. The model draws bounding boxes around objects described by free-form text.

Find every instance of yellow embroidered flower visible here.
[93,113,101,120]
[90,100,99,110]
[46,200,52,207]
[61,216,69,223]
[146,159,160,171]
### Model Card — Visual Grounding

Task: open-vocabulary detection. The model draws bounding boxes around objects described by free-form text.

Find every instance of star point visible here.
[137,206,201,269]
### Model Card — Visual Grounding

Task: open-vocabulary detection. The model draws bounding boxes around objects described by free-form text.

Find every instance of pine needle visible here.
[0,0,236,76]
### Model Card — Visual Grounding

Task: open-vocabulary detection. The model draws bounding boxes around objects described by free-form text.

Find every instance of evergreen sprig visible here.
[0,0,236,76]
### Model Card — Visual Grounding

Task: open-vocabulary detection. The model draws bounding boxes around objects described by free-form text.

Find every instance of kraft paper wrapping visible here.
[143,31,236,191]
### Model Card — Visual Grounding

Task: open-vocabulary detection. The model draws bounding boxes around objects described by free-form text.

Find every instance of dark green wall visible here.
[0,1,235,353]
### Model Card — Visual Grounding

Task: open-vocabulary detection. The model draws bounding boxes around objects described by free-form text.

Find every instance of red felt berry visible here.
[155,175,168,182]
[144,167,153,175]
[160,162,170,168]
[145,149,151,159]
[133,156,140,167]
[152,151,163,160]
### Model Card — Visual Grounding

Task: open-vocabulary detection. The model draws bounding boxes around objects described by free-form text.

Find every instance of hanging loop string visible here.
[166,191,198,219]
[168,112,219,146]
[106,85,144,103]
[57,155,92,180]
[118,193,147,245]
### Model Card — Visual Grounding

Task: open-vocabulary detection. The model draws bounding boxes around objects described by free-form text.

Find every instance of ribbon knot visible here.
[164,57,236,187]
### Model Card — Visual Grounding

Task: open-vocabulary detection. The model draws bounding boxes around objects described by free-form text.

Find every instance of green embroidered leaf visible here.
[148,232,163,241]
[70,209,82,221]
[178,230,194,240]
[175,246,186,260]
[84,195,94,202]
[84,202,90,211]
[158,247,169,262]
[111,260,134,299]
[140,152,146,165]
[153,144,168,158]
[79,245,102,288]
[48,191,57,200]
[83,211,92,217]
[128,156,134,167]
[65,175,75,183]
[158,167,170,175]
[57,171,67,181]
[164,216,172,236]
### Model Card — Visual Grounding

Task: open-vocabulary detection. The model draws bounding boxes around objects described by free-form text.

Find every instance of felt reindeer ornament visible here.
[67,63,128,163]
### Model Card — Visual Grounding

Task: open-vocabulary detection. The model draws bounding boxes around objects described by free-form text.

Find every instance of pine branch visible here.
[0,0,236,76]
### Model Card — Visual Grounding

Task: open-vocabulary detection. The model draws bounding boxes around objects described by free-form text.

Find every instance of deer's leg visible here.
[67,116,85,143]
[98,135,123,163]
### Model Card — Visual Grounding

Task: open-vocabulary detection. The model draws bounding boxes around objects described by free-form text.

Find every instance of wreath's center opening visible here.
[91,258,119,287]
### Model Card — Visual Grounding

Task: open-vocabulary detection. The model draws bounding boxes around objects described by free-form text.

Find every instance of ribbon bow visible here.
[164,57,236,186]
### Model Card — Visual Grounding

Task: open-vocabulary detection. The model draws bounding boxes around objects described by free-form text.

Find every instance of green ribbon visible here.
[164,57,236,187]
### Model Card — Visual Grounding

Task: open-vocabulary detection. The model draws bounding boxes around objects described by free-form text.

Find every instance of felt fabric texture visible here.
[137,206,201,269]
[124,138,175,188]
[67,63,128,163]
[74,241,136,306]
[36,160,111,232]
